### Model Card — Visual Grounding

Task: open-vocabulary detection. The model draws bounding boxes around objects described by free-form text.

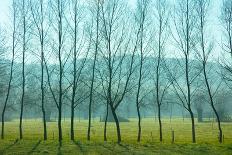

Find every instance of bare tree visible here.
[68,1,91,139]
[87,0,100,141]
[46,0,67,142]
[154,0,170,142]
[30,0,48,140]
[1,0,17,140]
[171,0,198,143]
[134,0,150,142]
[69,0,83,141]
[19,0,30,140]
[195,0,223,143]
[99,0,135,143]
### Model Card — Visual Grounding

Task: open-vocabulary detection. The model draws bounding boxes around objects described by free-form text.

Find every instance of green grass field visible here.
[0,118,232,154]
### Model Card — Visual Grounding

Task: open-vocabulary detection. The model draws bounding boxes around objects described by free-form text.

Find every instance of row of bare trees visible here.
[0,0,232,144]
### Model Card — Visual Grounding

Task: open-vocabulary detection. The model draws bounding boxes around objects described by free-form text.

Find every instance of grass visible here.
[0,117,231,154]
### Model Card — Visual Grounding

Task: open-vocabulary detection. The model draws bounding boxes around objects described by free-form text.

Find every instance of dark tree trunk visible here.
[38,0,47,141]
[88,0,99,141]
[70,0,78,141]
[19,0,26,139]
[104,102,109,141]
[189,110,196,143]
[213,106,223,143]
[137,106,141,142]
[58,107,62,142]
[136,54,143,142]
[185,0,195,142]
[70,103,74,140]
[58,0,63,142]
[158,105,162,142]
[110,106,121,143]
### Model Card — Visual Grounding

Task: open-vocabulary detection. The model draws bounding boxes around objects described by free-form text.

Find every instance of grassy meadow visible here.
[0,118,232,154]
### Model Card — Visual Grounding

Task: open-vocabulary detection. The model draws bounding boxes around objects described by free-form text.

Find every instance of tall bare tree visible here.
[47,0,67,142]
[87,0,100,141]
[19,0,29,139]
[70,0,80,141]
[99,0,135,143]
[68,0,90,140]
[154,0,170,142]
[195,0,223,143]
[30,0,48,140]
[171,0,198,143]
[1,0,17,140]
[134,0,150,142]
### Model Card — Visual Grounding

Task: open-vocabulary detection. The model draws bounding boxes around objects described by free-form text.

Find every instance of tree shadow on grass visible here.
[73,140,85,153]
[0,139,19,154]
[101,144,114,152]
[118,143,130,151]
[27,140,41,155]
[57,141,62,155]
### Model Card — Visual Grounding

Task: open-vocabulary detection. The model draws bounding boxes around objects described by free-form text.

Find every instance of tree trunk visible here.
[212,105,223,143]
[111,107,121,143]
[58,107,62,142]
[137,105,141,142]
[19,0,26,140]
[1,113,5,139]
[42,101,47,140]
[41,45,47,140]
[158,105,162,142]
[104,102,109,141]
[189,110,196,143]
[88,0,99,141]
[70,103,74,141]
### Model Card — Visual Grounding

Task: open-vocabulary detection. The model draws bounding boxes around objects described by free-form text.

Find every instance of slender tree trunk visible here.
[136,54,143,142]
[88,1,99,140]
[58,106,62,142]
[189,109,196,143]
[58,0,63,142]
[204,64,222,143]
[70,0,78,141]
[19,0,26,140]
[70,101,74,140]
[136,105,141,142]
[104,102,109,141]
[156,17,162,142]
[203,52,222,144]
[213,107,223,143]
[158,104,162,142]
[41,53,47,141]
[40,0,47,140]
[110,106,121,143]
[186,0,195,143]
[199,1,223,142]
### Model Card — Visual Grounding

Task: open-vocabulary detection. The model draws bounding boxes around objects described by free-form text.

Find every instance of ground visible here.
[0,118,231,154]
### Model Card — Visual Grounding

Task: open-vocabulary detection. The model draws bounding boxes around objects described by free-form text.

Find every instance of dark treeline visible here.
[0,0,232,144]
